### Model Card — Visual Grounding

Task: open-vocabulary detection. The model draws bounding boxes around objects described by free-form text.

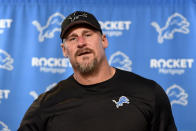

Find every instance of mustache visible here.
[75,48,94,57]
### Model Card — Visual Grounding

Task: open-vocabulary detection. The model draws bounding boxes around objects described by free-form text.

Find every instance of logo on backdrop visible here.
[109,51,132,71]
[151,13,190,44]
[166,84,188,107]
[30,82,57,100]
[0,49,14,71]
[0,121,10,131]
[0,89,10,104]
[0,19,13,35]
[32,57,71,74]
[99,21,131,37]
[32,12,65,42]
[150,58,194,75]
[32,13,131,41]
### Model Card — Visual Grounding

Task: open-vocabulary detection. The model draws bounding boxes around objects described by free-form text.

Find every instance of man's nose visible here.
[77,36,86,47]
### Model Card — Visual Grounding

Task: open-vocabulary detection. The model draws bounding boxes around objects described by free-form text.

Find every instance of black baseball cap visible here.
[60,11,102,40]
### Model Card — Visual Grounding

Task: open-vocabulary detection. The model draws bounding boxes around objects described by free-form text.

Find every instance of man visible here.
[18,11,177,131]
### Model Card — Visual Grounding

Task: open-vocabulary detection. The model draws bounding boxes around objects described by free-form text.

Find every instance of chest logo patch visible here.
[112,96,130,108]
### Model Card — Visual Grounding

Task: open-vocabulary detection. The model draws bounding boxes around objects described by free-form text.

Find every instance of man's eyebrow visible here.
[82,30,92,34]
[66,29,94,39]
[66,33,78,39]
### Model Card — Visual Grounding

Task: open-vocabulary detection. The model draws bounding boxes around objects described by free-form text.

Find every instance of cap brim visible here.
[61,20,101,39]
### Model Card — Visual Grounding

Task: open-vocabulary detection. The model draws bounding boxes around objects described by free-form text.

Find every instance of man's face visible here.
[61,26,108,74]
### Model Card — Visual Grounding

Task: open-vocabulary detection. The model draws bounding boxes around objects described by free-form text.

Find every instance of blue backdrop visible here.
[0,0,196,130]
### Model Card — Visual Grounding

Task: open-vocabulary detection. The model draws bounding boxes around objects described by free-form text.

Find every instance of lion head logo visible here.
[109,51,132,71]
[0,121,10,131]
[32,12,65,42]
[0,49,14,71]
[166,84,188,106]
[151,13,190,43]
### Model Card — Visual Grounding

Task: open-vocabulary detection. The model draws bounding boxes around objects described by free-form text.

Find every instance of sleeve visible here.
[17,94,46,131]
[151,82,177,131]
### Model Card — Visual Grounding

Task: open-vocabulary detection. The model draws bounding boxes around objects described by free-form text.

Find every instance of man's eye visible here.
[85,33,92,37]
[69,37,76,41]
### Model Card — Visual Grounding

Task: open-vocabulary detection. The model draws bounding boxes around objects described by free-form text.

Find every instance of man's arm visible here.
[151,83,177,131]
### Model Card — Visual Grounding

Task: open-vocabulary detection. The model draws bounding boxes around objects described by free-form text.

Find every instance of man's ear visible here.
[61,43,68,58]
[102,34,108,49]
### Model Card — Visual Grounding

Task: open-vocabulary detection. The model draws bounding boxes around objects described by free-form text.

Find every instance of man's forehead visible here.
[64,24,99,38]
[68,27,93,36]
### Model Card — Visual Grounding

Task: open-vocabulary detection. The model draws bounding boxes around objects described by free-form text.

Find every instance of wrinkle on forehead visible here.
[67,29,92,39]
[64,24,101,39]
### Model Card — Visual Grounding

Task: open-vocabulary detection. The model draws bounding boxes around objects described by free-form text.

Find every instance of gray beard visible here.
[75,57,98,74]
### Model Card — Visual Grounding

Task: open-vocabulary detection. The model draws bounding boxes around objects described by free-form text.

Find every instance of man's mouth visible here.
[78,51,91,56]
[76,49,93,56]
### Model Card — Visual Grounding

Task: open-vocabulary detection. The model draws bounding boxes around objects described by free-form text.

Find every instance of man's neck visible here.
[73,65,116,85]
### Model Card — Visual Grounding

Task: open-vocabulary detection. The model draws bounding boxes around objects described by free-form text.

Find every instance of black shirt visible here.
[18,68,177,131]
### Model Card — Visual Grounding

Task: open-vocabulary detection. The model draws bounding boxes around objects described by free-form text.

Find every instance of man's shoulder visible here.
[36,76,76,107]
[116,68,163,100]
[18,76,76,128]
[117,68,157,86]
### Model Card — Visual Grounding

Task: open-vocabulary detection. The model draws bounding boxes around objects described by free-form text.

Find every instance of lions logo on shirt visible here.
[112,96,130,108]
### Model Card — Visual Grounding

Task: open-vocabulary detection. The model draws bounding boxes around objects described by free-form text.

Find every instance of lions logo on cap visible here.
[67,12,87,22]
